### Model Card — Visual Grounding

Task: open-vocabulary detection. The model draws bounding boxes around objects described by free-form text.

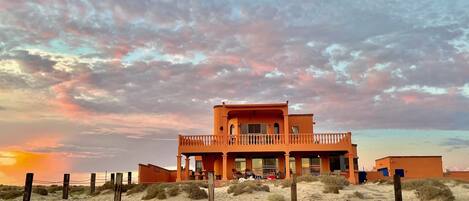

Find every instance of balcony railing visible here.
[179,133,349,147]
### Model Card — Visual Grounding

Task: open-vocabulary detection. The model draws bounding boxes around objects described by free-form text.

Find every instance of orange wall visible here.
[375,157,443,179]
[365,171,387,181]
[444,171,469,181]
[288,115,313,133]
[138,164,177,184]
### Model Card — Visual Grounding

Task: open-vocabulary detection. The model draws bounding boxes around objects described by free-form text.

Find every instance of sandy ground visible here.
[7,181,469,201]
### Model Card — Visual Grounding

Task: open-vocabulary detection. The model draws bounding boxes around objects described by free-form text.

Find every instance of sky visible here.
[1,0,469,185]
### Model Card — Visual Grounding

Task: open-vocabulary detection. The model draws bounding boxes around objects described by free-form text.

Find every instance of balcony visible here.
[178,133,352,153]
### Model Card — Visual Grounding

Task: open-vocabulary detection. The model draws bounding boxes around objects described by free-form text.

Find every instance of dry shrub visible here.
[97,181,114,191]
[352,191,365,199]
[227,181,270,196]
[323,185,339,194]
[279,179,292,188]
[415,185,454,201]
[374,178,393,185]
[33,186,48,196]
[297,174,319,183]
[267,193,286,201]
[126,184,148,195]
[0,189,23,200]
[403,179,455,201]
[183,183,208,199]
[167,185,180,197]
[320,175,349,194]
[70,186,88,194]
[142,184,166,200]
[47,185,62,193]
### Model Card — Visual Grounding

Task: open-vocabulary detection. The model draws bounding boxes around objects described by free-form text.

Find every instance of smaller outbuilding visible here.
[374,156,443,179]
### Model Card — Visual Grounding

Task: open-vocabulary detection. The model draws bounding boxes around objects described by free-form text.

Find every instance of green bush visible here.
[142,184,166,200]
[167,185,180,197]
[297,174,319,183]
[183,183,208,199]
[320,175,349,194]
[33,186,48,196]
[0,189,23,200]
[126,183,148,195]
[267,193,286,201]
[227,181,269,196]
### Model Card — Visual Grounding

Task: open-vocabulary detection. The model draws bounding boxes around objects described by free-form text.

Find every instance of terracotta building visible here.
[177,102,358,184]
[374,156,443,179]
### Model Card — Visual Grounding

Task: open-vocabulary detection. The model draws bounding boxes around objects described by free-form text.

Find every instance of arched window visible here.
[274,123,280,134]
[230,124,235,135]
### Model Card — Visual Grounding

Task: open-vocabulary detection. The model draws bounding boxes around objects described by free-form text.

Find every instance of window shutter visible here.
[260,124,267,134]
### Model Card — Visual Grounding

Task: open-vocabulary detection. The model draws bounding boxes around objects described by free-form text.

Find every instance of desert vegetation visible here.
[402,179,455,201]
[227,181,270,195]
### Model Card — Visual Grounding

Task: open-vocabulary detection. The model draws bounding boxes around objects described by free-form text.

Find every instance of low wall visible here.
[365,171,387,182]
[138,164,180,184]
[444,171,469,181]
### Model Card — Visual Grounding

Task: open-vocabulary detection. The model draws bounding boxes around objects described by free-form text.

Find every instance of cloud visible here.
[440,137,469,151]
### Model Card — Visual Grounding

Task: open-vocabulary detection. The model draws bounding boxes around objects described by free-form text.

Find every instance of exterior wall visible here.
[444,171,469,181]
[138,164,177,184]
[365,171,387,181]
[288,115,313,134]
[234,113,284,135]
[375,156,443,179]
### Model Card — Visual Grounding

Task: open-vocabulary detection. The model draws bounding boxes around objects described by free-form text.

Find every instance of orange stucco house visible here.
[176,102,358,184]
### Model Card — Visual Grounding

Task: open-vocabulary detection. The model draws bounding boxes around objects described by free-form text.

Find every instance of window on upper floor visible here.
[291,126,299,134]
[229,124,235,135]
[274,123,280,134]
[248,124,261,133]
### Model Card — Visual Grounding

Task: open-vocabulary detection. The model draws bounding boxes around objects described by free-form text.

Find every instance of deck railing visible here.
[179,133,349,147]
[289,133,347,144]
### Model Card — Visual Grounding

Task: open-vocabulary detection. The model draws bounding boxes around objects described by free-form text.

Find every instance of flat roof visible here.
[376,155,442,161]
[289,113,314,116]
[214,102,288,108]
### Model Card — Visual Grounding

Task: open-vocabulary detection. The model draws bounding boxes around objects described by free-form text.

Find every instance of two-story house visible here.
[177,102,358,184]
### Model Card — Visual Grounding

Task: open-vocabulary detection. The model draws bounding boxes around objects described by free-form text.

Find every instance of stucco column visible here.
[176,155,182,181]
[285,153,291,179]
[348,152,357,184]
[283,114,289,144]
[184,156,190,180]
[320,155,330,174]
[246,157,252,170]
[295,155,302,176]
[222,153,228,181]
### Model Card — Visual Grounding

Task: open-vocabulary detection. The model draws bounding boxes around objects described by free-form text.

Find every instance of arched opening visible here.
[274,123,280,134]
[230,124,235,135]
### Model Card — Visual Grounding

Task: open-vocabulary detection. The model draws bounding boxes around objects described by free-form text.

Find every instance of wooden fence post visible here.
[208,172,214,201]
[393,174,402,201]
[23,173,33,201]
[114,173,123,201]
[291,174,297,201]
[90,173,96,195]
[110,173,115,185]
[128,172,132,185]
[63,174,70,199]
